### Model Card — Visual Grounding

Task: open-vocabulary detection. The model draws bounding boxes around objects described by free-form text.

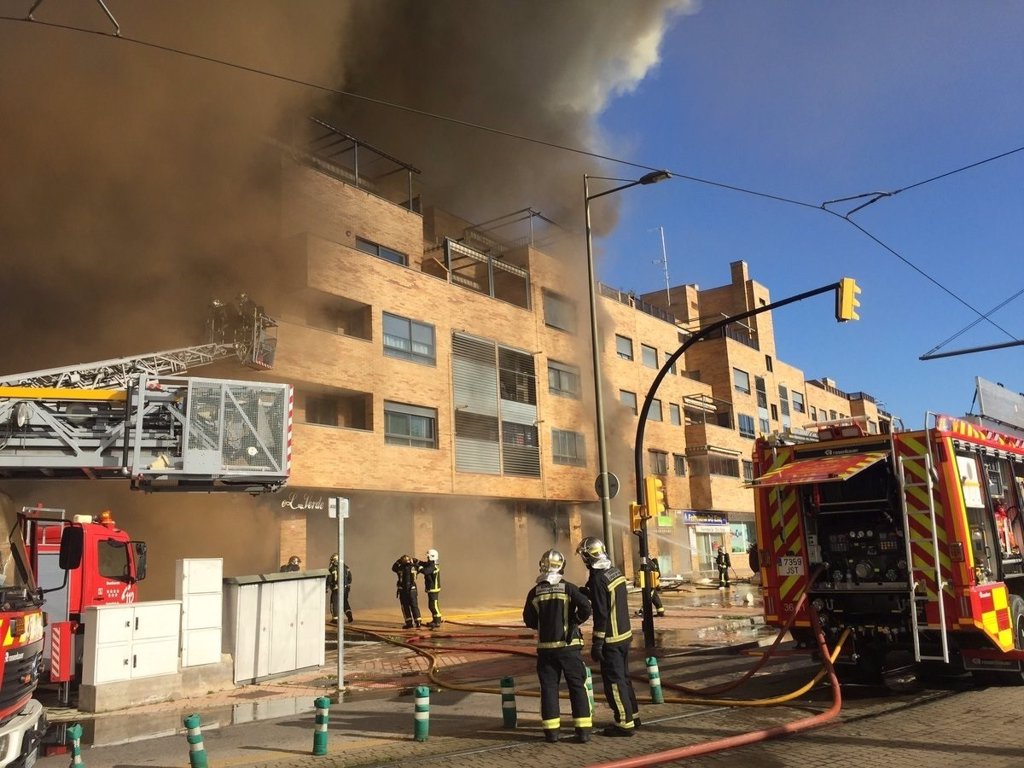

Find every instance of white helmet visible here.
[539,549,566,574]
[576,537,608,567]
[426,549,439,562]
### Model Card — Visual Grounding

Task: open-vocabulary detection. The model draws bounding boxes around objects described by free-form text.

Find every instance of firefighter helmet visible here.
[426,549,439,563]
[399,554,413,565]
[539,549,566,574]
[329,553,339,566]
[576,537,608,566]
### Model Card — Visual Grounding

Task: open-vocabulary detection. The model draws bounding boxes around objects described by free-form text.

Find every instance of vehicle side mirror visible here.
[133,541,148,582]
[59,526,84,570]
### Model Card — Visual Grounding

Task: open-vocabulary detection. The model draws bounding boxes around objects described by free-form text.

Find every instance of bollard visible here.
[500,676,517,728]
[183,713,208,768]
[312,695,331,756]
[646,656,665,704]
[584,666,595,715]
[67,722,84,767]
[413,685,430,742]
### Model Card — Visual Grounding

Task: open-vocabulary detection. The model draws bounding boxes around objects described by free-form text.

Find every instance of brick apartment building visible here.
[211,126,890,607]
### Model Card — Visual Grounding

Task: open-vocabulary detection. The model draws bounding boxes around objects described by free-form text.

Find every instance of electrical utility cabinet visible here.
[223,570,326,684]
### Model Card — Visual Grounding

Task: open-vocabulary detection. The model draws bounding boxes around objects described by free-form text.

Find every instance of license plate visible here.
[778,556,803,576]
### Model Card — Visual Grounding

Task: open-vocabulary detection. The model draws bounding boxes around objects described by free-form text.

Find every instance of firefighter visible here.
[392,554,421,628]
[280,555,301,573]
[326,554,340,622]
[417,549,443,629]
[523,549,593,744]
[714,542,731,588]
[343,562,353,623]
[634,559,666,618]
[576,536,640,737]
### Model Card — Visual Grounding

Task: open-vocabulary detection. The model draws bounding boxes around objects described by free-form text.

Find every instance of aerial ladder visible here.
[0,295,291,493]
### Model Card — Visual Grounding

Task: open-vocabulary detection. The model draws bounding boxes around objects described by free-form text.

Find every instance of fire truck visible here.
[752,414,1024,686]
[0,295,293,765]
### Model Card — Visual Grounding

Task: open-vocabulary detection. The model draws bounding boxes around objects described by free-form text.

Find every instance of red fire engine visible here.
[752,414,1024,686]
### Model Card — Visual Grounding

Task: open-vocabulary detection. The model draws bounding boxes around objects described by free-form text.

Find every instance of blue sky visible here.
[590,1,1023,428]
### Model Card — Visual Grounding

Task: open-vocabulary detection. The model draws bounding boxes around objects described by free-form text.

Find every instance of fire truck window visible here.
[98,539,130,580]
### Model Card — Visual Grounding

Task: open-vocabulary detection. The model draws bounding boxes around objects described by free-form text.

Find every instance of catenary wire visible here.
[5,14,1022,349]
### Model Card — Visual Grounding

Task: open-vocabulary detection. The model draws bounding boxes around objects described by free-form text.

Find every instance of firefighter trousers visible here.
[537,647,592,730]
[426,590,442,624]
[598,640,638,728]
[398,587,421,627]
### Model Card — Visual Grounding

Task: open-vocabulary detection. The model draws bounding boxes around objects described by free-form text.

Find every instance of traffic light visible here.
[644,476,667,517]
[629,503,645,534]
[835,277,861,322]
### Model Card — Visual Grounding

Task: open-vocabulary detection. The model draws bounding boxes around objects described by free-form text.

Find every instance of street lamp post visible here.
[583,170,671,565]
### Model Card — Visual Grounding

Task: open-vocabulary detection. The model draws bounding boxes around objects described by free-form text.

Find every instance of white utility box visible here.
[176,558,224,668]
[82,601,182,685]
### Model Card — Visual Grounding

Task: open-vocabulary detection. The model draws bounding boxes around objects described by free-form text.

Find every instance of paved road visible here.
[32,587,1024,767]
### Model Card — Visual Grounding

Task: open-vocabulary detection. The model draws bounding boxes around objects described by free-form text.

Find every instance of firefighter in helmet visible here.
[523,549,593,743]
[417,549,443,629]
[391,554,421,629]
[714,542,732,588]
[576,536,639,736]
[326,554,341,622]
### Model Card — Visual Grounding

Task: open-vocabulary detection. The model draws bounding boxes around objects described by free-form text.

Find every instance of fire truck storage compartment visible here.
[223,570,326,684]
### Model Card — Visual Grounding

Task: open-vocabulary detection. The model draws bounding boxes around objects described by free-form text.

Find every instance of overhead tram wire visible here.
[921,287,1024,359]
[6,14,1023,339]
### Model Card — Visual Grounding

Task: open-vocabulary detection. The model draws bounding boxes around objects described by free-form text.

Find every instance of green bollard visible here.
[584,666,595,715]
[312,695,331,756]
[413,685,430,742]
[646,656,665,704]
[67,722,84,767]
[500,676,517,728]
[183,713,208,768]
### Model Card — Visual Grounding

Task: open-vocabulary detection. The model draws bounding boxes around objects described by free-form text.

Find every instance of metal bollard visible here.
[312,695,331,756]
[500,676,517,728]
[584,666,595,715]
[413,685,430,742]
[646,656,664,704]
[183,713,208,768]
[67,722,84,767]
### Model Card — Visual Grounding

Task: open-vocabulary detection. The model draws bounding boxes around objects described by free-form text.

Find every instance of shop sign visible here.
[279,492,326,511]
[682,510,728,526]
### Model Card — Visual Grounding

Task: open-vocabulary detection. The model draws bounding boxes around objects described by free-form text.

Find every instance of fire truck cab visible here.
[752,415,1024,686]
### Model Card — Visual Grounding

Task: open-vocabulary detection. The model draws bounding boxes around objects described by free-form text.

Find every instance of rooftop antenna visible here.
[650,226,671,304]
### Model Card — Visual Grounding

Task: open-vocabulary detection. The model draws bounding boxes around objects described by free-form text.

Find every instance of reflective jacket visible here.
[523,577,591,651]
[586,565,632,645]
[418,561,441,593]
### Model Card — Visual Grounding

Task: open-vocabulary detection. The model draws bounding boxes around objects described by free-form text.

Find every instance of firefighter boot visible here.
[575,727,591,743]
[544,729,560,743]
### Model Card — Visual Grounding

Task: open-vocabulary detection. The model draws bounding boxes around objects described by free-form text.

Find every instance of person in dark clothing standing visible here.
[523,549,594,744]
[417,549,443,629]
[649,558,666,617]
[343,562,353,623]
[326,554,340,622]
[392,555,421,628]
[715,543,732,588]
[577,536,639,737]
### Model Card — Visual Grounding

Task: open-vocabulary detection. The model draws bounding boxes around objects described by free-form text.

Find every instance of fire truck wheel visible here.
[1011,594,1024,651]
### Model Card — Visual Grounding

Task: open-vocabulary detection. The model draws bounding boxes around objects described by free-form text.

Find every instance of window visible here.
[619,390,638,415]
[384,402,437,448]
[649,449,668,476]
[755,376,768,408]
[810,406,818,421]
[742,460,754,482]
[770,404,778,420]
[543,290,576,333]
[306,394,339,427]
[383,312,436,365]
[552,429,586,466]
[738,413,756,438]
[668,360,677,375]
[759,417,770,434]
[641,344,658,369]
[548,360,580,398]
[673,453,686,476]
[98,539,130,579]
[356,236,407,266]
[733,368,751,394]
[765,355,773,372]
[708,454,740,477]
[669,403,681,426]
[791,390,805,414]
[615,335,634,361]
[649,399,663,421]
[829,410,838,420]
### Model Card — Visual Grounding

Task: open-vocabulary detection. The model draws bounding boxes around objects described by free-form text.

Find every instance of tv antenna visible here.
[650,226,671,304]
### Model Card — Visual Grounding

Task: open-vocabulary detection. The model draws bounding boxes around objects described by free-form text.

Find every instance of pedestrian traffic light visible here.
[644,476,667,518]
[629,503,645,534]
[836,277,861,322]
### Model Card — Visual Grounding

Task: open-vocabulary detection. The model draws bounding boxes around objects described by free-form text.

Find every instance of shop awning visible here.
[750,451,887,487]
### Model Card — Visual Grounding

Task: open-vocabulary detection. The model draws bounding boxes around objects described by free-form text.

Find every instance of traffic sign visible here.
[595,472,620,499]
